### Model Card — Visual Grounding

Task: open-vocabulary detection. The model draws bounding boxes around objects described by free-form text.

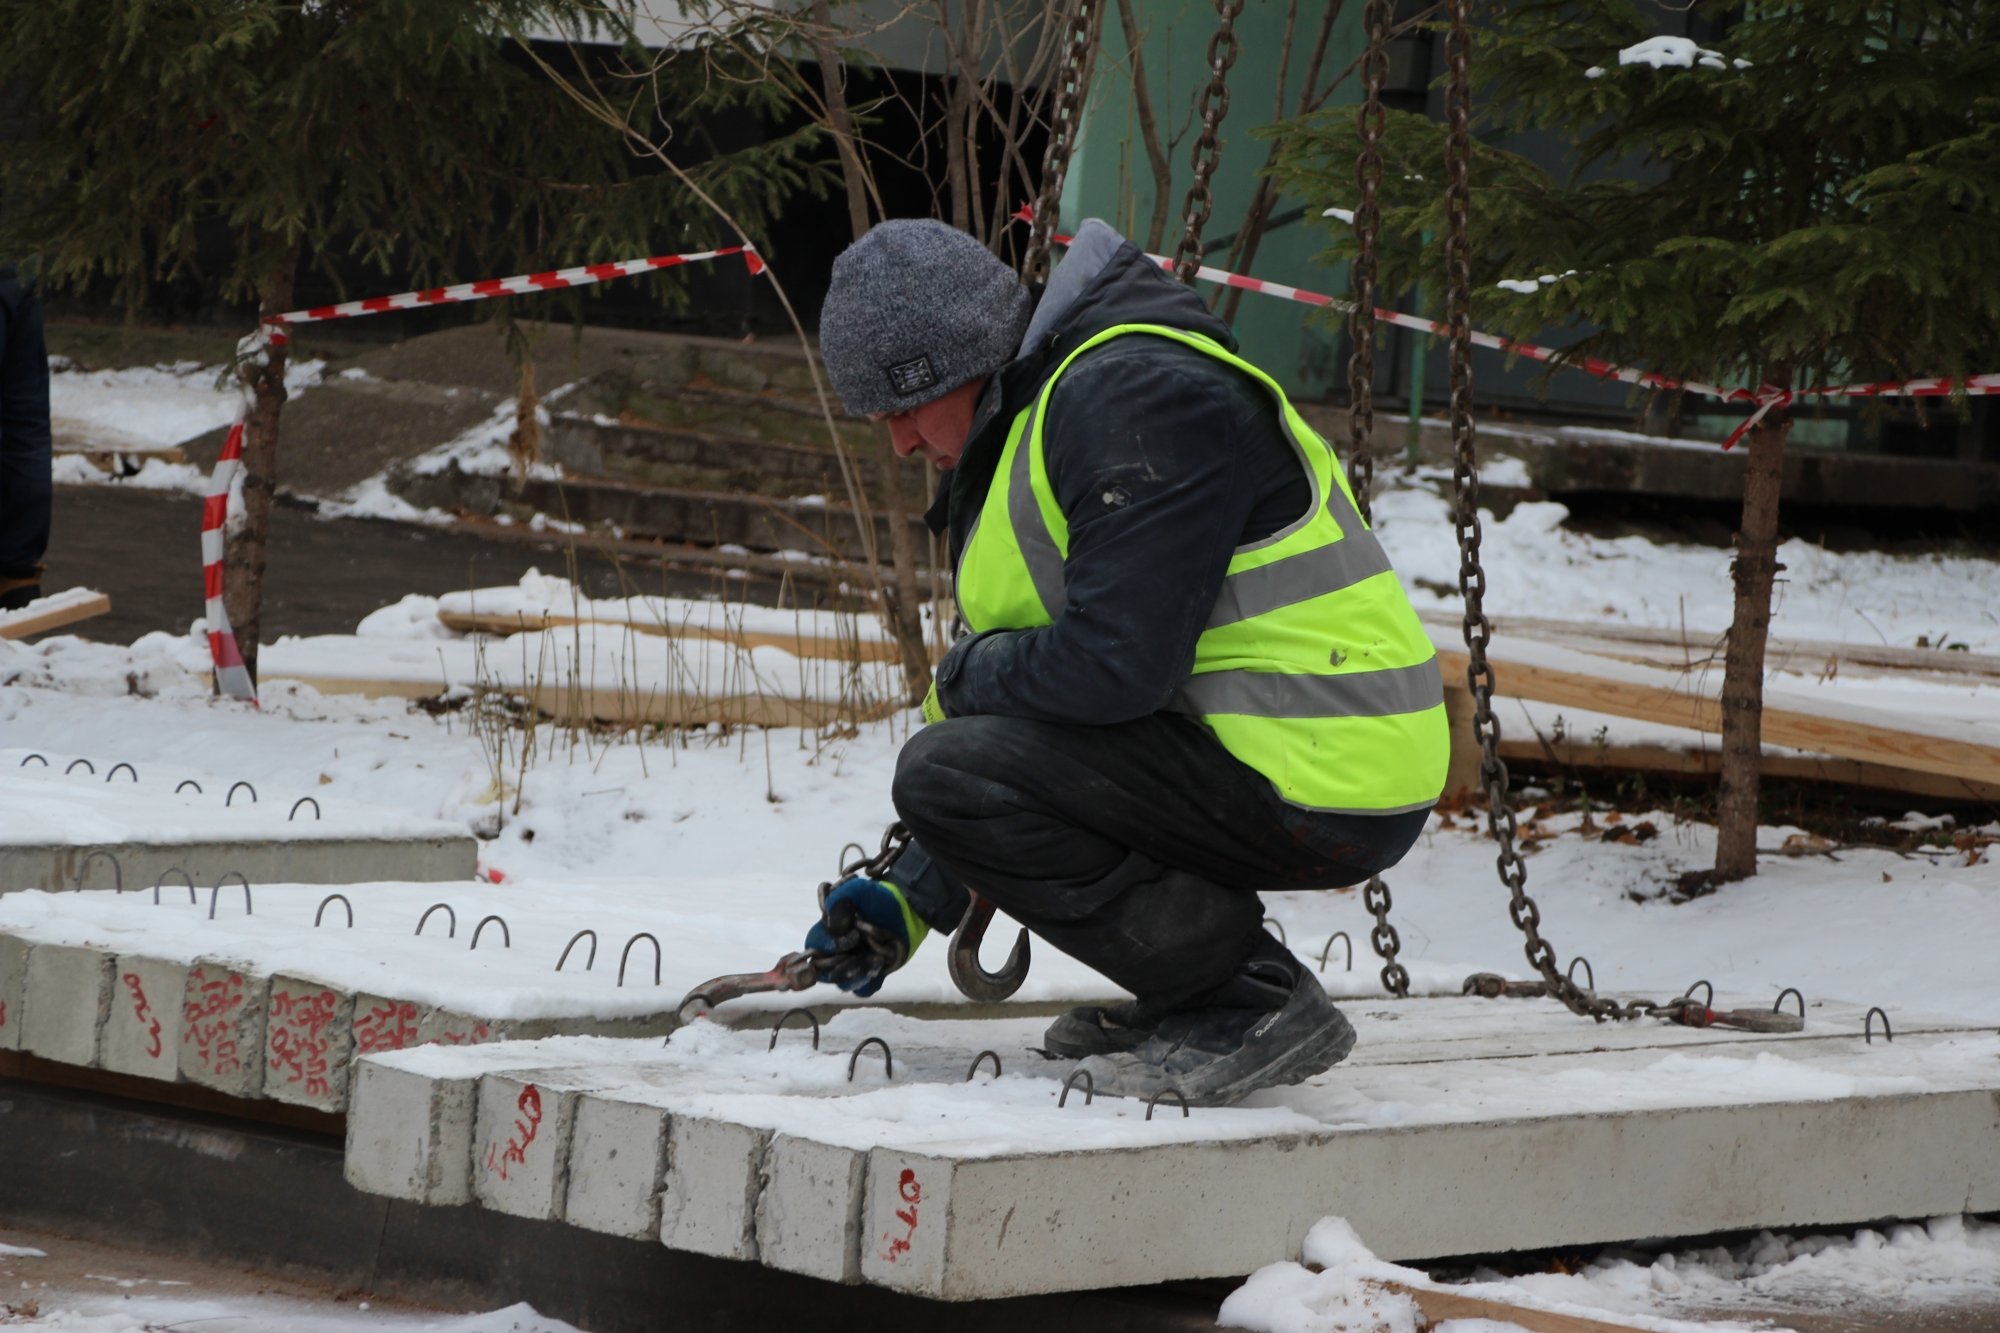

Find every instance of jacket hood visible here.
[930,224,1235,540]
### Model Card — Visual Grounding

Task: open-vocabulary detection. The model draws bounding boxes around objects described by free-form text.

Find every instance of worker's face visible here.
[877,378,986,472]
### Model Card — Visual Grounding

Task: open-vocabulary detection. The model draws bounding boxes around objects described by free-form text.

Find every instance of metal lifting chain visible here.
[1172,0,1246,285]
[1442,0,1639,1023]
[1345,0,1407,1000]
[1022,0,1101,286]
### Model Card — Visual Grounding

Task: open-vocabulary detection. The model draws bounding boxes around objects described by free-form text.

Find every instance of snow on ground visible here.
[1372,474,2000,652]
[49,358,325,455]
[1221,1215,2000,1333]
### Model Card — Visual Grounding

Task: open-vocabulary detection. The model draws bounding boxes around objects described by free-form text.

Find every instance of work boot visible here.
[1077,962,1355,1108]
[1041,997,1168,1059]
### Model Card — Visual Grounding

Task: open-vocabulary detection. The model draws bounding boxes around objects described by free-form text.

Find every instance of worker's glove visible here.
[804,876,929,997]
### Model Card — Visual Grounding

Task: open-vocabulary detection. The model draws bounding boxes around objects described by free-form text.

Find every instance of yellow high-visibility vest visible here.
[956,324,1447,814]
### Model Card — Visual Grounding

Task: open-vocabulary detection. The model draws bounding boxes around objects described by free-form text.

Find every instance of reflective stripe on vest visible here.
[956,324,1448,814]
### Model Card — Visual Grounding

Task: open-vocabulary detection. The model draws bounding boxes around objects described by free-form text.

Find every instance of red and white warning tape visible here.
[1022,208,2000,450]
[259,245,764,343]
[204,243,764,701]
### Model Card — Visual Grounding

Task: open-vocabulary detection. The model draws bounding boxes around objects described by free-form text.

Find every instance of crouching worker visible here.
[803,219,1447,1106]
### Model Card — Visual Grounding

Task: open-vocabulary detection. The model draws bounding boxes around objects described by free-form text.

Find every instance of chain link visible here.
[1441,0,1646,1024]
[1342,0,1407,999]
[1022,0,1101,286]
[1346,0,1391,527]
[1172,0,1246,284]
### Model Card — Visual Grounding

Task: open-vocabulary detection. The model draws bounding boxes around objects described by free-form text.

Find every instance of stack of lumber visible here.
[1423,612,2000,804]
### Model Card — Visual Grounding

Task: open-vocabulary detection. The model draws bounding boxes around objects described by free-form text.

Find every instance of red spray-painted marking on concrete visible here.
[352,999,420,1054]
[0,1001,9,1029]
[483,1084,543,1181]
[122,972,163,1060]
[268,987,340,1099]
[180,966,247,1075]
[433,1022,494,1047]
[878,1169,923,1263]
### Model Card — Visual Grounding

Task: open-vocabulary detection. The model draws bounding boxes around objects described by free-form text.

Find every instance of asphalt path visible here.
[39,484,753,645]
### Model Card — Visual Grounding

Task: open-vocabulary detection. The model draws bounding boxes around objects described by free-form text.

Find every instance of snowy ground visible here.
[8,365,2000,1329]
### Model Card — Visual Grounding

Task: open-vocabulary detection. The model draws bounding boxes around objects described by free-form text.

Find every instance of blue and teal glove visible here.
[804,876,930,997]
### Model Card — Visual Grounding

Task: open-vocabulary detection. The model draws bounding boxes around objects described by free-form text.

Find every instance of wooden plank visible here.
[1378,1280,1653,1333]
[260,671,898,728]
[0,590,110,641]
[1422,611,2000,682]
[1432,637,2000,785]
[1496,731,2000,805]
[435,607,903,664]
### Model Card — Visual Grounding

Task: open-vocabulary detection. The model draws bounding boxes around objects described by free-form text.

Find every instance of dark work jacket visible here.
[0,264,53,578]
[927,236,1311,726]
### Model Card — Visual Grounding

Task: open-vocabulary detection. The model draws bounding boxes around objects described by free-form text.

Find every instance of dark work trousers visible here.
[887,712,1431,1011]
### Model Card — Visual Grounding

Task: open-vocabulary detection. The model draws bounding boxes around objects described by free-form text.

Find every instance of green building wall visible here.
[1062,1,1366,401]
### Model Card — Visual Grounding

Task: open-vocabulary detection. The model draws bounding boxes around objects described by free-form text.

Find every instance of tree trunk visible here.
[221,252,298,685]
[878,429,934,699]
[1713,403,1793,882]
[1115,0,1173,253]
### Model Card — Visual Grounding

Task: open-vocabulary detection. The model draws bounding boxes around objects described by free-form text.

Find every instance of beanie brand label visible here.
[886,355,938,396]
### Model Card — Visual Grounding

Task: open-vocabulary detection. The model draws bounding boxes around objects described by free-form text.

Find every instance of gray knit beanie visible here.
[819,219,1033,416]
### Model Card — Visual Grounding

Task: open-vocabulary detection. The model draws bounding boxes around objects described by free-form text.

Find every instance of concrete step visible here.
[400,467,933,565]
[339,999,2000,1301]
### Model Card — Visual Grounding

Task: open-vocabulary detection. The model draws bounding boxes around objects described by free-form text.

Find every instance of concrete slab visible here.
[472,1068,585,1221]
[264,975,354,1111]
[660,1115,768,1263]
[176,961,267,1098]
[563,1093,670,1240]
[102,955,187,1079]
[3,836,476,894]
[338,1000,2000,1301]
[0,933,26,1052]
[21,943,112,1067]
[343,1044,544,1206]
[758,1134,867,1285]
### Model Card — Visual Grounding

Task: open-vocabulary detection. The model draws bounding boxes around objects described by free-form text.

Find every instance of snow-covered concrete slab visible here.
[0,882,689,1108]
[339,1001,2000,1299]
[0,759,476,892]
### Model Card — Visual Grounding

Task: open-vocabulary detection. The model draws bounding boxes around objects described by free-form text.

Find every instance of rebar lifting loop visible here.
[65,758,95,775]
[1261,917,1287,947]
[288,797,321,822]
[175,780,203,795]
[1774,987,1805,1020]
[74,850,123,893]
[1317,930,1353,973]
[415,903,457,938]
[1145,1087,1190,1120]
[965,1050,1002,1081]
[617,932,661,987]
[768,1008,822,1052]
[225,781,257,806]
[208,871,253,920]
[105,762,138,783]
[555,930,598,973]
[18,754,46,767]
[1864,1007,1893,1044]
[469,914,511,950]
[1567,956,1596,994]
[314,893,354,928]
[846,1036,893,1082]
[1683,979,1714,1009]
[152,868,197,905]
[1058,1068,1094,1107]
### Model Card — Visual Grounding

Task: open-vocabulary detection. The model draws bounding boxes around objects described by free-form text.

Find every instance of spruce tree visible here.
[1270,1,2000,883]
[0,0,824,681]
